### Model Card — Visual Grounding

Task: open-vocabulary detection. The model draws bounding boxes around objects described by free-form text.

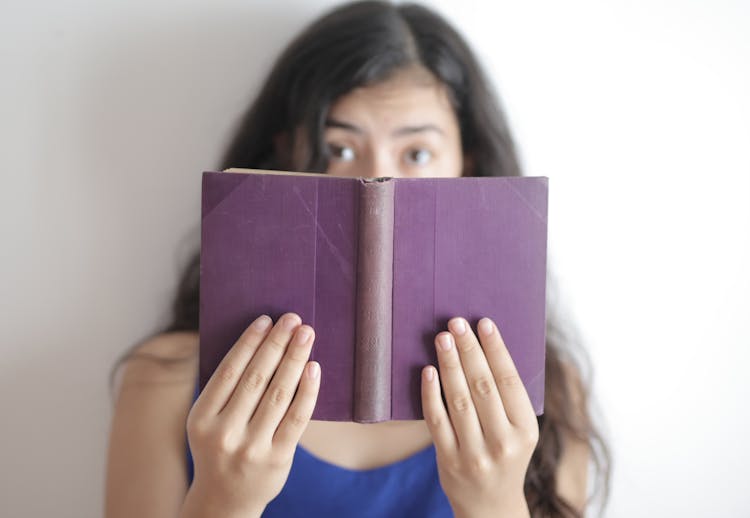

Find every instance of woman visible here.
[106,2,610,517]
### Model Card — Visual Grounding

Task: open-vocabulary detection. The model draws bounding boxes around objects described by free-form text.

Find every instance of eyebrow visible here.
[325,117,445,137]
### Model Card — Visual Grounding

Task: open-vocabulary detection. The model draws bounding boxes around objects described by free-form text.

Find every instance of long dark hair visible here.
[113,2,611,516]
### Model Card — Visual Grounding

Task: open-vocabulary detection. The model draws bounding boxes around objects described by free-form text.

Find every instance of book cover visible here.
[200,168,548,422]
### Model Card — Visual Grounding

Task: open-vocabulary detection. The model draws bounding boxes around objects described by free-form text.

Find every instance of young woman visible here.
[106,2,610,517]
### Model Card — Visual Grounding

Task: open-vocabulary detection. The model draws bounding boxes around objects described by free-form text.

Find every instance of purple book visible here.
[200,169,548,422]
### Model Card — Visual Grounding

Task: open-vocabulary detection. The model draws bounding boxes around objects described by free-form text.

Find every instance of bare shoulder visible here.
[105,331,199,518]
[134,330,199,358]
[117,331,199,386]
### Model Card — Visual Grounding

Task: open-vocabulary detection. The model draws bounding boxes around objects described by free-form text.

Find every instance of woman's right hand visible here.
[179,313,320,518]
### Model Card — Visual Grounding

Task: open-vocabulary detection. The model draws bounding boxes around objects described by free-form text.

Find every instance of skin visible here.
[106,67,588,518]
[321,65,465,180]
[180,314,319,518]
[424,318,537,518]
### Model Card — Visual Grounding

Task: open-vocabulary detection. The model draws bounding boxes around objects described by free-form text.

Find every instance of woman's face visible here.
[322,66,465,179]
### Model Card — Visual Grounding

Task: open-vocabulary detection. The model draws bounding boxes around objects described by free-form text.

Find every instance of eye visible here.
[328,143,356,162]
[404,148,432,166]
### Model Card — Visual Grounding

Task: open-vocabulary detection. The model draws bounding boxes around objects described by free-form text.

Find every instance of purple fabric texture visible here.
[199,170,548,421]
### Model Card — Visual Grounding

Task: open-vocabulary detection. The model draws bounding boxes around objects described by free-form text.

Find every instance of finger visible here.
[421,365,457,453]
[478,317,536,426]
[247,325,315,442]
[220,312,302,428]
[448,317,510,436]
[434,331,484,452]
[273,361,321,452]
[193,314,273,416]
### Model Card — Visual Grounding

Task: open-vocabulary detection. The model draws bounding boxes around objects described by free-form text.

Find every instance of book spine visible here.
[354,178,394,422]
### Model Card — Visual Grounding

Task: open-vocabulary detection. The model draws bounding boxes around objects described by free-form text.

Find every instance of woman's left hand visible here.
[421,317,539,518]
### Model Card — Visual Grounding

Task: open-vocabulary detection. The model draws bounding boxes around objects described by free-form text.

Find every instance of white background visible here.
[1,1,748,516]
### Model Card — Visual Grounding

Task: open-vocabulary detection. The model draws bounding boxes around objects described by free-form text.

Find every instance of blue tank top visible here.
[186,382,453,517]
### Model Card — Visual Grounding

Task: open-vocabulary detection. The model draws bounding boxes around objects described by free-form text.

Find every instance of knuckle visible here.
[442,357,463,371]
[240,369,267,393]
[524,427,540,446]
[425,411,443,429]
[295,379,314,399]
[268,449,293,469]
[472,376,494,399]
[266,384,293,407]
[286,410,309,429]
[487,438,505,457]
[446,457,464,475]
[489,439,515,458]
[213,432,235,455]
[217,364,237,383]
[186,414,210,440]
[498,373,522,388]
[468,454,491,475]
[489,431,537,458]
[481,337,502,353]
[456,339,477,354]
[450,394,473,414]
[240,442,264,463]
[287,344,311,363]
[265,334,289,352]
[296,379,313,395]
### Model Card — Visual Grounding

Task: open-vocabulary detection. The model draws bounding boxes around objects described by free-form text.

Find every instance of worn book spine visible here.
[354,178,394,422]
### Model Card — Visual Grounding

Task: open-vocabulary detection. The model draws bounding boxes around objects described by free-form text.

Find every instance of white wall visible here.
[1,1,748,516]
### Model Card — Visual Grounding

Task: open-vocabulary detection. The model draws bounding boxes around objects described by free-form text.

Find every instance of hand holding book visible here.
[422,316,536,518]
[180,313,320,518]
[199,169,548,422]
[182,310,535,518]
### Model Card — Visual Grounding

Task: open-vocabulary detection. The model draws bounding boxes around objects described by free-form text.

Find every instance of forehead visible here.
[328,67,458,130]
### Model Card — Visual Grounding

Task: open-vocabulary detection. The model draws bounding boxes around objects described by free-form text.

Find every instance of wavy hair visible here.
[113,2,611,516]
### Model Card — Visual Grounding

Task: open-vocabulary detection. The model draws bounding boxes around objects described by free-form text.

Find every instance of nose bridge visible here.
[363,144,398,179]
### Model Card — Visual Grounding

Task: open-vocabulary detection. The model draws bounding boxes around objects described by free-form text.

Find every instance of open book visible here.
[200,168,548,422]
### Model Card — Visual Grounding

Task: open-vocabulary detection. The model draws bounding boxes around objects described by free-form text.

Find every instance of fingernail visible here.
[295,326,311,345]
[449,318,466,336]
[478,318,493,337]
[307,362,320,379]
[283,313,301,331]
[252,315,271,331]
[423,366,435,382]
[437,333,453,351]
